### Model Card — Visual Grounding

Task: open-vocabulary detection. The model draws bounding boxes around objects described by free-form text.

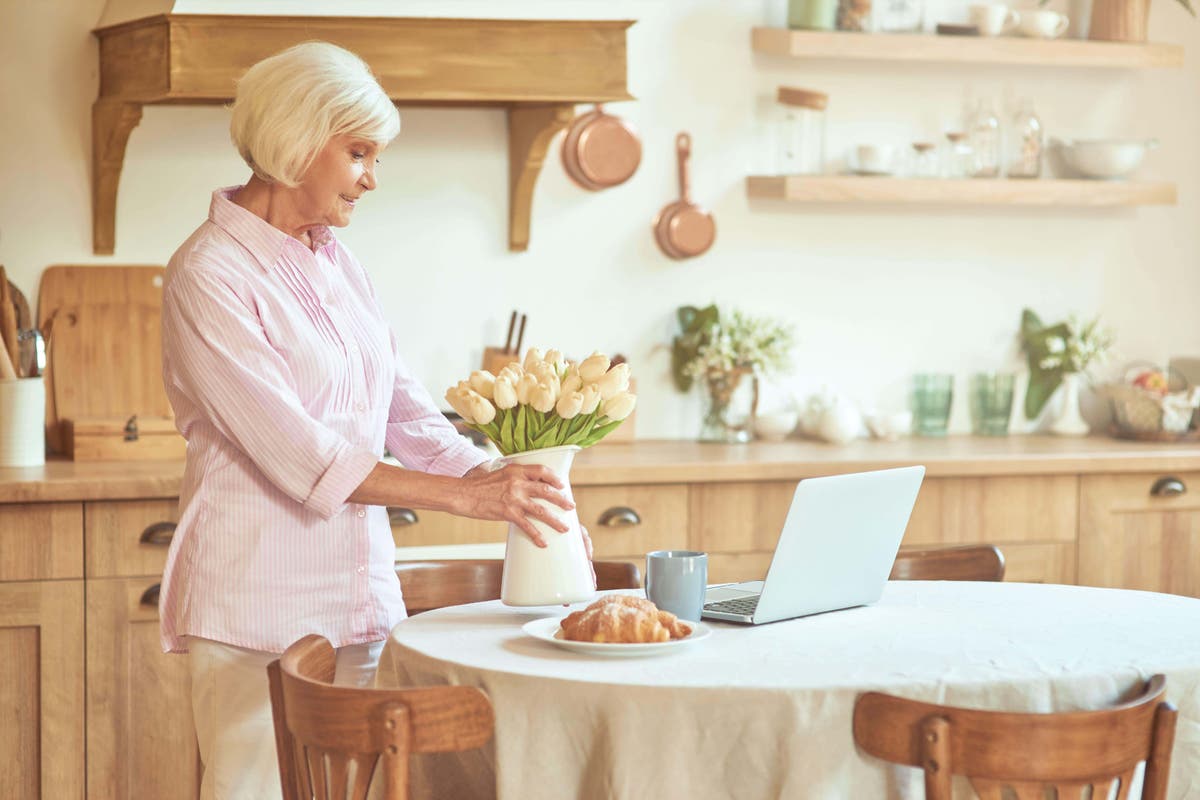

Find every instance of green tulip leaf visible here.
[515,405,528,450]
[499,408,515,455]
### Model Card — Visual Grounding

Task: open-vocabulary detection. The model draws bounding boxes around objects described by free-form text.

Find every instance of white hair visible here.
[229,42,401,187]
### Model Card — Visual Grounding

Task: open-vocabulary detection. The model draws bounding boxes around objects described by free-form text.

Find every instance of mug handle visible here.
[1004,9,1020,32]
[1053,14,1069,37]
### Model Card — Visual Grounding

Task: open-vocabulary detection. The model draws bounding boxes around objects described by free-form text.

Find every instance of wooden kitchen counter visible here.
[3,435,1200,501]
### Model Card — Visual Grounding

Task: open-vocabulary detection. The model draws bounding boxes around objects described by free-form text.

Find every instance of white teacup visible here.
[1018,9,1069,38]
[852,144,896,175]
[969,3,1019,36]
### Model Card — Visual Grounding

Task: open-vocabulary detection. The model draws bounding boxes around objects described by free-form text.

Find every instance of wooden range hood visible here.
[91,13,634,254]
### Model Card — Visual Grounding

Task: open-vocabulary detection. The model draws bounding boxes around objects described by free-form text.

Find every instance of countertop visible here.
[3,436,1200,503]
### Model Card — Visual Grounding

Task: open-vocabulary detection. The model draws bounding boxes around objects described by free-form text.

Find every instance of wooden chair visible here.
[853,674,1178,800]
[890,545,1006,582]
[267,634,493,800]
[395,558,642,615]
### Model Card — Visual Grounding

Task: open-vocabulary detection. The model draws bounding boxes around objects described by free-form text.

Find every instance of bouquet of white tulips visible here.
[445,349,637,455]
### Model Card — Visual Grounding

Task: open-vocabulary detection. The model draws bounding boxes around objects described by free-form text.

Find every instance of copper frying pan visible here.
[561,104,642,191]
[653,133,716,260]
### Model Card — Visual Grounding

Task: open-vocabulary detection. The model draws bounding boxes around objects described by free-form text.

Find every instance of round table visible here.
[376,582,1200,800]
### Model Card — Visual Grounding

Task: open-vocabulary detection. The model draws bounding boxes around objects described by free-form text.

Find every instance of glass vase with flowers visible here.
[671,305,796,443]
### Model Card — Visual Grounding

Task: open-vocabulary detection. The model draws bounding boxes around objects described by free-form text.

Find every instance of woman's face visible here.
[297,134,381,228]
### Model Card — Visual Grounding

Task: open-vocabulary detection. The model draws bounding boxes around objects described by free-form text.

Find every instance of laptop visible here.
[701,465,925,625]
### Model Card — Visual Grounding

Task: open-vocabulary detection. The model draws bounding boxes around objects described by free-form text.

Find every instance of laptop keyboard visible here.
[704,595,760,616]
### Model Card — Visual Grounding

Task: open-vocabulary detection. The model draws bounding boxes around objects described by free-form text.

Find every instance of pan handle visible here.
[676,133,692,202]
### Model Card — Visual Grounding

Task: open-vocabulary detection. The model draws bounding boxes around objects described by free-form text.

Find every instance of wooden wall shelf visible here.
[746,175,1178,207]
[91,14,634,254]
[751,27,1184,68]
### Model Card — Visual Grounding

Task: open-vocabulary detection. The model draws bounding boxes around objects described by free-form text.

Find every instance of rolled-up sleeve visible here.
[163,268,378,519]
[383,329,489,478]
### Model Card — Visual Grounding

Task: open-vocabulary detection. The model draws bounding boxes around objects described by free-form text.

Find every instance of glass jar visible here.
[909,141,939,178]
[1007,98,1044,179]
[967,99,1001,178]
[788,0,838,29]
[875,0,923,32]
[942,132,973,179]
[775,86,827,175]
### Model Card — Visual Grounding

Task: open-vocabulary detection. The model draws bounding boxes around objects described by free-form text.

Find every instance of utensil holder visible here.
[482,346,521,376]
[0,378,45,467]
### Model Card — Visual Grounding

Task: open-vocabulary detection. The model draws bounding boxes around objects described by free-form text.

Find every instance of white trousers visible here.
[189,637,385,800]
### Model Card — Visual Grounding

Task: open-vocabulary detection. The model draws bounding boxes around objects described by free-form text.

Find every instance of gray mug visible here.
[645,550,708,622]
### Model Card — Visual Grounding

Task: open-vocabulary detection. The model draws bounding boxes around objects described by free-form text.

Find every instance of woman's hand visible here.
[456,463,575,548]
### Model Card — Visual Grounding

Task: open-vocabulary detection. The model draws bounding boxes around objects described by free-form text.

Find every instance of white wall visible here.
[2,0,1197,438]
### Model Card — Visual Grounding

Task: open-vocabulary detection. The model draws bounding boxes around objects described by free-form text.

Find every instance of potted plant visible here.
[1019,309,1114,436]
[671,305,796,443]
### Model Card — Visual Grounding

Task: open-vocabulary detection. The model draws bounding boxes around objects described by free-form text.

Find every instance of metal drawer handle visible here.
[1151,477,1187,497]
[139,583,161,608]
[139,521,177,546]
[388,507,419,526]
[598,506,641,527]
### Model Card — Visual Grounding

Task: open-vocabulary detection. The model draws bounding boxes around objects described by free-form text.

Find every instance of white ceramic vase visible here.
[1050,373,1090,436]
[498,444,596,606]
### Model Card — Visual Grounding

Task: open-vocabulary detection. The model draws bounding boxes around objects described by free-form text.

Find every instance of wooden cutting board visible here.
[37,265,172,454]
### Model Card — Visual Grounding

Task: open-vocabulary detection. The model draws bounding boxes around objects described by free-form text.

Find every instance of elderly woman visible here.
[159,42,582,800]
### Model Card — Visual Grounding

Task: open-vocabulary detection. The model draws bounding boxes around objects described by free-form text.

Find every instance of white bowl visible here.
[1053,138,1157,180]
[754,410,799,441]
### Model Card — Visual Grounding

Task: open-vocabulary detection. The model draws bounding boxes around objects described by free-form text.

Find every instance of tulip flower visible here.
[523,347,544,372]
[579,352,611,382]
[444,385,476,423]
[530,382,557,413]
[601,391,637,421]
[466,393,496,425]
[468,370,496,400]
[580,384,602,415]
[516,373,539,405]
[556,391,584,420]
[531,361,560,388]
[545,349,565,372]
[497,364,523,386]
[561,374,583,395]
[493,376,518,409]
[595,363,630,400]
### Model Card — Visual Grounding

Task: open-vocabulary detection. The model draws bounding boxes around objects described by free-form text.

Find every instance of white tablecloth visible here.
[376,582,1200,800]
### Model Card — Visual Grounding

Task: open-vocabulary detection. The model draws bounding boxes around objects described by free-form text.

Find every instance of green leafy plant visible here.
[671,305,796,390]
[1019,308,1114,420]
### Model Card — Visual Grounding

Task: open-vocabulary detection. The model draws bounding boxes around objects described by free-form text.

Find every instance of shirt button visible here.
[356,566,366,575]
[356,402,366,411]
[357,509,366,518]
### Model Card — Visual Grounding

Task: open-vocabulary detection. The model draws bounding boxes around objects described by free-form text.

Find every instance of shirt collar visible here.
[208,186,336,271]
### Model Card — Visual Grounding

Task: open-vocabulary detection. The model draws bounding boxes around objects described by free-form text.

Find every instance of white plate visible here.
[522,616,712,658]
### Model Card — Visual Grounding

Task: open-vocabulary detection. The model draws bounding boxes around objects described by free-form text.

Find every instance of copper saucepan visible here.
[653,133,716,260]
[561,104,642,191]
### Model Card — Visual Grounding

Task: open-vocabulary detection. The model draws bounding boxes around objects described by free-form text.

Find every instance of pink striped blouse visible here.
[158,187,488,655]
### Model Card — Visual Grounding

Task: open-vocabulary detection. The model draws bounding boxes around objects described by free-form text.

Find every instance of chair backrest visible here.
[267,635,494,800]
[853,674,1178,800]
[889,545,1005,582]
[395,558,642,616]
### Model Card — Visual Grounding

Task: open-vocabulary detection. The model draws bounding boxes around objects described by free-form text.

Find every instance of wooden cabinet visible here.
[86,577,200,800]
[389,507,506,548]
[0,579,85,799]
[575,484,689,566]
[83,501,200,800]
[1079,472,1200,596]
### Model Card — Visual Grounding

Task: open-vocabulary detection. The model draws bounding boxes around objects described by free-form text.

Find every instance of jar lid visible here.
[912,141,937,153]
[945,131,968,143]
[777,87,828,111]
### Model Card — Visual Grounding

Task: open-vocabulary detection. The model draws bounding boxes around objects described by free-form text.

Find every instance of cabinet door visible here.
[86,577,200,800]
[85,499,179,578]
[1079,472,1200,596]
[574,484,689,560]
[690,481,796,584]
[0,580,84,799]
[389,507,507,548]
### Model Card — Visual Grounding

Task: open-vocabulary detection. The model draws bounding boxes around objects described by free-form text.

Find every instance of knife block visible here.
[481,347,521,376]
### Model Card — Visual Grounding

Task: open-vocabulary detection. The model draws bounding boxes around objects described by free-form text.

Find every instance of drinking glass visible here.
[969,372,1015,436]
[910,373,954,436]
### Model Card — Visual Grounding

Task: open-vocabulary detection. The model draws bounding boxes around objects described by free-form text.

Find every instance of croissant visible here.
[560,595,693,643]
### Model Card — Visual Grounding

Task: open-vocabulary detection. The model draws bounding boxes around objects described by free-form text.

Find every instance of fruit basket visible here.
[1102,366,1200,442]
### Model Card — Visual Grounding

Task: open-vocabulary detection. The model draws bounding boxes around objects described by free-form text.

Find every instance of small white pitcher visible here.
[497,444,596,606]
